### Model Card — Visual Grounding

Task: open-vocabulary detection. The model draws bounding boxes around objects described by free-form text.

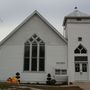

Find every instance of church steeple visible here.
[63,8,89,26]
[63,8,90,39]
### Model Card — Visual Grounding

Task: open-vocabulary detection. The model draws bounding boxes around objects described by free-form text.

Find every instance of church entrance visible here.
[74,44,88,81]
[75,62,88,81]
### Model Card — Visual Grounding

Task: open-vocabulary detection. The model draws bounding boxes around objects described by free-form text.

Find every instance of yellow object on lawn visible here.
[7,76,19,84]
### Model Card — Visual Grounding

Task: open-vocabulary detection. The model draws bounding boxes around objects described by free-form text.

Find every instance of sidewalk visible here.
[73,82,90,90]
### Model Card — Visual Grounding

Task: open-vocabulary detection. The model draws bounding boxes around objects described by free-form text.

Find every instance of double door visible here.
[75,62,88,81]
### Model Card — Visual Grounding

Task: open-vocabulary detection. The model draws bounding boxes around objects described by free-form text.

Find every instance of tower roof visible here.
[67,9,89,17]
[63,8,90,26]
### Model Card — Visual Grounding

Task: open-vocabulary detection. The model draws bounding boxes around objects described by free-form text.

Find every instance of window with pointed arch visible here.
[74,44,87,54]
[24,34,45,72]
[74,44,88,72]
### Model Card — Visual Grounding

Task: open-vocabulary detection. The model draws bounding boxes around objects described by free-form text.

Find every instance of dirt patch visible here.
[29,85,83,90]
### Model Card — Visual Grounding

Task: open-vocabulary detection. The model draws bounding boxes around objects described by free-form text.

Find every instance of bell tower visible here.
[63,8,90,83]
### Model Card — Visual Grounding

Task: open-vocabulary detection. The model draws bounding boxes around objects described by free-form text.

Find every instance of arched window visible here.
[24,34,45,72]
[74,44,88,73]
[74,44,87,54]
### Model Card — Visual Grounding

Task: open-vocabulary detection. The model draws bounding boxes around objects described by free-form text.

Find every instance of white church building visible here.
[0,8,90,84]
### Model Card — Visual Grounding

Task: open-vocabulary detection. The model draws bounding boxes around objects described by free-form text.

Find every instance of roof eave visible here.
[63,16,90,26]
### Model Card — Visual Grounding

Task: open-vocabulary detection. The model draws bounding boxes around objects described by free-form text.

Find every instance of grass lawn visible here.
[0,83,12,88]
[0,82,31,90]
[29,85,84,90]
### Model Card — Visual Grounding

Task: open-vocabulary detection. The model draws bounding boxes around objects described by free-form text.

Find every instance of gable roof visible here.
[0,10,67,46]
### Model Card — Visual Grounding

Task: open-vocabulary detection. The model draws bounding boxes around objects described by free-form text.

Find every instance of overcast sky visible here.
[0,0,90,41]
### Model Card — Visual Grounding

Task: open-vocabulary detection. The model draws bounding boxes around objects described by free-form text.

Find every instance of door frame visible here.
[74,56,89,81]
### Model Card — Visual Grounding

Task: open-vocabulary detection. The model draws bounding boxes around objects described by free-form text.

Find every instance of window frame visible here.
[74,44,87,54]
[55,69,67,75]
[23,42,30,71]
[82,63,87,72]
[75,63,80,72]
[23,34,45,72]
[74,44,88,73]
[78,37,82,41]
